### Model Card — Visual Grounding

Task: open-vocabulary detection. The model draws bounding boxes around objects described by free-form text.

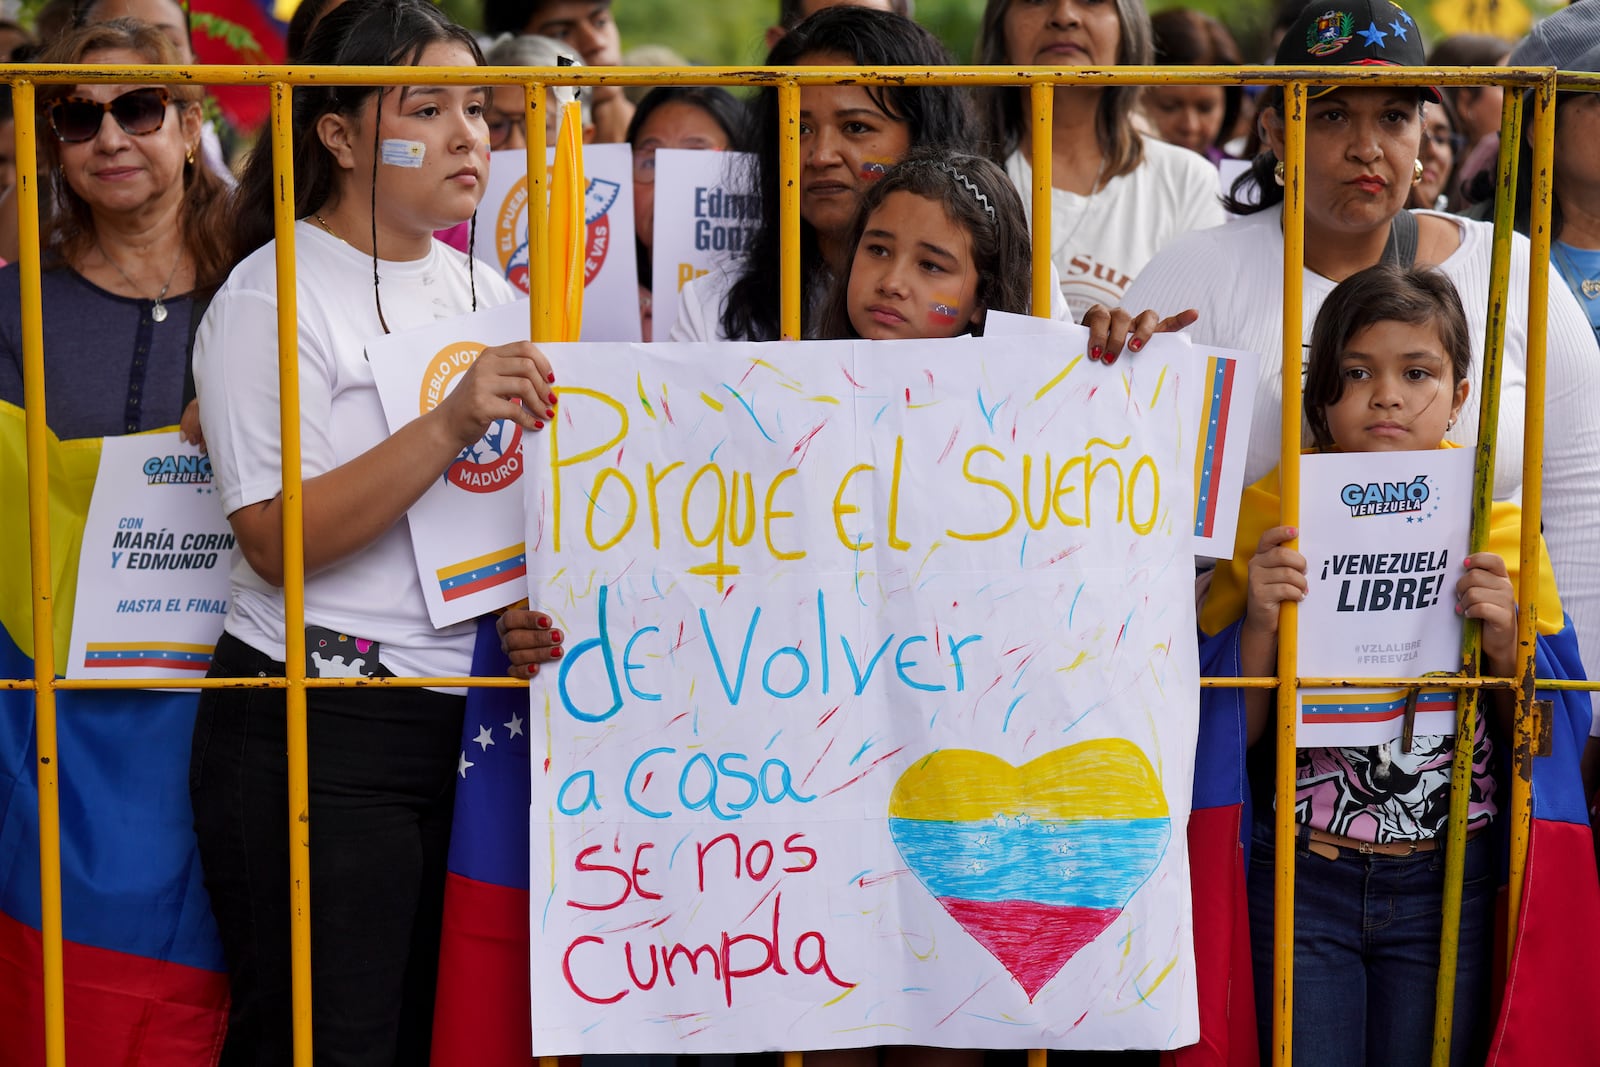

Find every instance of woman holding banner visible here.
[1122,0,1600,690]
[188,0,560,1060]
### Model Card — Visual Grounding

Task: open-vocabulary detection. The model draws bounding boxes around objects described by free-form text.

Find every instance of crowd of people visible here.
[3,0,1600,1063]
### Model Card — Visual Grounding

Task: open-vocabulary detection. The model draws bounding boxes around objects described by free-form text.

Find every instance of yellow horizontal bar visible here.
[0,62,1568,90]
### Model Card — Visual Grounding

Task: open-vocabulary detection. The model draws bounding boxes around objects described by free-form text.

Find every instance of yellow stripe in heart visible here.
[889,740,1167,822]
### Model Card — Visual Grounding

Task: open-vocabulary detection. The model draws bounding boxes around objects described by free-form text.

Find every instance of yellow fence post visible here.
[1506,70,1558,958]
[779,79,802,341]
[1271,79,1306,1067]
[14,74,67,1067]
[1029,81,1052,319]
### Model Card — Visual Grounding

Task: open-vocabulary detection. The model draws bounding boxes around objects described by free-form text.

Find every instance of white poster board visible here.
[984,311,1259,558]
[1297,448,1473,746]
[525,336,1201,1054]
[475,144,642,342]
[66,432,231,678]
[369,299,535,627]
[650,148,756,339]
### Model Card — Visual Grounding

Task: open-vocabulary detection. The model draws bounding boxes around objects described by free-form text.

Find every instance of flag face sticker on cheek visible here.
[381,139,426,168]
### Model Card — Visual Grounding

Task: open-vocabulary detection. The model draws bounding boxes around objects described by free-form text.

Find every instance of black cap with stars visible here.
[1274,0,1442,104]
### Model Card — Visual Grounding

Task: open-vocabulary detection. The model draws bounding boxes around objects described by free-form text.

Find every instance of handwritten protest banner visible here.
[525,336,1201,1053]
[1297,448,1473,747]
[475,145,641,342]
[650,148,755,339]
[984,312,1259,558]
[369,300,534,627]
[66,433,231,679]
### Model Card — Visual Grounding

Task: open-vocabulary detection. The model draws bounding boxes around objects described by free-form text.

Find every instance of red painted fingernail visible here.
[545,408,555,418]
[1090,346,1103,361]
[534,419,545,430]
[537,615,550,628]
[1129,337,1143,352]
[550,629,562,642]
[547,373,556,383]
[528,663,539,676]
[548,389,558,402]
[550,646,563,659]
[1105,351,1118,365]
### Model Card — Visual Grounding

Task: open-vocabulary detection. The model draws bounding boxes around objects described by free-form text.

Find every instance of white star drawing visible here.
[458,751,475,778]
[474,724,495,751]
[504,713,525,738]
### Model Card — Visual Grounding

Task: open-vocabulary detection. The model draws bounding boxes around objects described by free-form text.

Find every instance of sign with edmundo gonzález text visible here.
[523,335,1203,1054]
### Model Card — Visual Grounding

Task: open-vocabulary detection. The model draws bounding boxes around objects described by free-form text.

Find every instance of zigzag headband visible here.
[933,162,996,221]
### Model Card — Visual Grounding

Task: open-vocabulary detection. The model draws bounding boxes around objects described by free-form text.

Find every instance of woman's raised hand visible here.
[1081,304,1200,365]
[435,341,558,448]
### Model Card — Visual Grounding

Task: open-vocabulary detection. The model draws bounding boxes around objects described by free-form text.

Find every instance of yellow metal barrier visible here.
[2,59,1587,1067]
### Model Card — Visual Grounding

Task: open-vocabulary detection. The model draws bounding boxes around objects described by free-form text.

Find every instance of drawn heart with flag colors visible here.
[888,741,1170,1000]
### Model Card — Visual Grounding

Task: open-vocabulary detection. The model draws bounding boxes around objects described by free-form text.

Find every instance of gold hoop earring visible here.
[1413,159,1424,184]
[1273,160,1286,187]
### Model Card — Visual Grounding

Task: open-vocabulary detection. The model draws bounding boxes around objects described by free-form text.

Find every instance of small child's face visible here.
[846,191,982,341]
[1323,318,1469,452]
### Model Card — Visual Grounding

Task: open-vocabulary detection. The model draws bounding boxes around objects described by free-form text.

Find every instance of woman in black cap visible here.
[1125,0,1600,1063]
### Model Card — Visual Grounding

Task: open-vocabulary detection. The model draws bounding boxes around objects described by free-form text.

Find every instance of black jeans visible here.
[190,631,465,1066]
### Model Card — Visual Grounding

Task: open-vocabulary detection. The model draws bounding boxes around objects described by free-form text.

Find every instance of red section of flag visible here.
[934,897,1118,1000]
[190,0,284,133]
[0,909,228,1067]
[1163,804,1255,1067]
[1487,817,1600,1064]
[432,872,532,1066]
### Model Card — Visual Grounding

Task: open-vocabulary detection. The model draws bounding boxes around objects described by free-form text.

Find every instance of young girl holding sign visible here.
[1199,263,1597,1066]
[189,0,562,1059]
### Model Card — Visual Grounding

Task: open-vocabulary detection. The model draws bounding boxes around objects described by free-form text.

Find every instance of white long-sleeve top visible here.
[1124,206,1600,706]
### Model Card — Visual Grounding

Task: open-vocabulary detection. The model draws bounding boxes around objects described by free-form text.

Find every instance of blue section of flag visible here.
[1194,358,1227,536]
[439,552,526,593]
[444,616,533,889]
[83,648,211,666]
[0,630,225,971]
[888,817,1170,909]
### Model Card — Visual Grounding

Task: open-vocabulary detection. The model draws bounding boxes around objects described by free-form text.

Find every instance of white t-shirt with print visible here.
[195,221,522,679]
[1006,137,1226,322]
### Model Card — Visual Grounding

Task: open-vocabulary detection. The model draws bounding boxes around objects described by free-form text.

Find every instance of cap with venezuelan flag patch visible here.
[1275,0,1442,104]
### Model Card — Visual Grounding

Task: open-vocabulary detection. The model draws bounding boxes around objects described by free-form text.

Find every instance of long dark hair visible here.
[818,150,1031,339]
[38,19,232,292]
[231,0,486,265]
[1150,8,1242,154]
[627,86,745,289]
[719,6,977,341]
[1305,264,1472,449]
[974,0,1153,178]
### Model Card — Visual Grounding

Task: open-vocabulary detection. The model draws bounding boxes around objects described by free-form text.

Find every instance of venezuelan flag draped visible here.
[0,401,229,1065]
[1183,453,1600,1065]
[430,94,586,1066]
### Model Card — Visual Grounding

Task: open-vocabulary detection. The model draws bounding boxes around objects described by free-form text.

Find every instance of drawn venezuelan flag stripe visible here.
[436,544,527,602]
[1300,688,1456,724]
[1192,355,1235,539]
[82,641,213,671]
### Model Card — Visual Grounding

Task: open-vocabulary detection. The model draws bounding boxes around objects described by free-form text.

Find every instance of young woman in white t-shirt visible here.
[189,0,556,1060]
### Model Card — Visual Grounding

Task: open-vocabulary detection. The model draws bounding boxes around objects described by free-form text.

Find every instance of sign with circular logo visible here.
[494,174,620,295]
[418,341,524,494]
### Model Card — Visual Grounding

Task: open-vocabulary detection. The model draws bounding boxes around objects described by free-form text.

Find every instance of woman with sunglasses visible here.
[0,18,230,440]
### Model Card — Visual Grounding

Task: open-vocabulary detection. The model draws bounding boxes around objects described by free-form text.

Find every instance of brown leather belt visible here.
[1304,826,1481,861]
